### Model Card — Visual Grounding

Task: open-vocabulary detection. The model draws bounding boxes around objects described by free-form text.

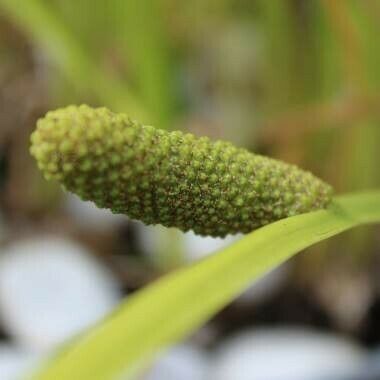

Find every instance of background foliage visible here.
[0,1,380,379]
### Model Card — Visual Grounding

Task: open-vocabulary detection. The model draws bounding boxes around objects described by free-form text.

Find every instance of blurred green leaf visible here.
[0,0,147,120]
[113,0,178,129]
[31,191,380,380]
[257,0,297,110]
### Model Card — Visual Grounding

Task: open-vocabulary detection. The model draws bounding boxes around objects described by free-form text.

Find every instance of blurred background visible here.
[0,0,380,379]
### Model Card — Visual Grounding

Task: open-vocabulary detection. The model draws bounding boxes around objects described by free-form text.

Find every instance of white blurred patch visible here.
[135,224,185,269]
[0,344,41,380]
[361,349,380,379]
[137,224,241,265]
[0,237,121,352]
[142,345,210,380]
[182,231,241,263]
[64,193,126,230]
[211,327,366,380]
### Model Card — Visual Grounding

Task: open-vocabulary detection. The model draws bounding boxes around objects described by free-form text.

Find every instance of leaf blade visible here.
[32,191,380,380]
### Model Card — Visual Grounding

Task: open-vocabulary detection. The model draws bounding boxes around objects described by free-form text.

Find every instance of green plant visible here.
[30,105,332,237]
[1,0,379,378]
[29,105,380,380]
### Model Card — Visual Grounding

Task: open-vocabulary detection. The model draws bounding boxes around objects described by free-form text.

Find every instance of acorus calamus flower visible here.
[30,105,333,237]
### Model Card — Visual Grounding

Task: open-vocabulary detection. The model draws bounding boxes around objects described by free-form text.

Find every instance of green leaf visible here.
[31,191,380,380]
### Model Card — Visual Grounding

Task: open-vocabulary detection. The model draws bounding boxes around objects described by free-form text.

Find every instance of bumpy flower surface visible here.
[30,105,333,237]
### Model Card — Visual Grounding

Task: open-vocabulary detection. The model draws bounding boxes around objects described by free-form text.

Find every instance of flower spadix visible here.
[30,105,332,237]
